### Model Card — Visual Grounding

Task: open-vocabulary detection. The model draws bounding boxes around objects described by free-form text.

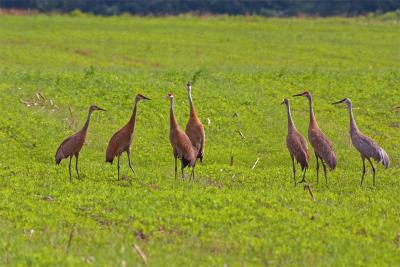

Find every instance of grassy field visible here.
[0,15,399,266]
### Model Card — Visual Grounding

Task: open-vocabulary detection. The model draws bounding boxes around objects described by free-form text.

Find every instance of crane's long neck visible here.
[170,98,178,129]
[82,109,93,133]
[307,95,318,127]
[127,99,139,132]
[187,89,196,117]
[347,103,359,134]
[286,102,295,130]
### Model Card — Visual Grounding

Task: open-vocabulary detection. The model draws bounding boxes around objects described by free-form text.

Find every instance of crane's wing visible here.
[309,128,336,170]
[351,132,390,168]
[185,117,205,162]
[55,133,83,164]
[197,124,205,162]
[298,133,310,160]
[106,127,130,163]
[173,130,196,165]
[287,131,309,169]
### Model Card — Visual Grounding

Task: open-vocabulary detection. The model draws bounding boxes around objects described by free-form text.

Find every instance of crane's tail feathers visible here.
[105,157,114,164]
[377,148,390,169]
[300,160,308,171]
[296,150,309,171]
[55,149,64,165]
[326,152,337,171]
[198,151,204,163]
[182,157,190,169]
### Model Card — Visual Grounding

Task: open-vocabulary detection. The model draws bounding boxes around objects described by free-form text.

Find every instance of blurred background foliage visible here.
[0,0,399,17]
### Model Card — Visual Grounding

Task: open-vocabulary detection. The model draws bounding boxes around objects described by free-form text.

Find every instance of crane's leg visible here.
[174,156,177,180]
[321,160,328,185]
[117,155,120,181]
[367,158,376,186]
[303,167,308,182]
[191,166,195,180]
[291,156,297,186]
[69,156,72,182]
[75,154,80,180]
[127,150,135,176]
[315,153,319,184]
[181,160,185,179]
[299,166,307,184]
[360,156,366,186]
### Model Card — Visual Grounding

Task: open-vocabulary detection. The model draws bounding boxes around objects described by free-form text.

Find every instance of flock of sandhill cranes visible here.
[56,82,205,182]
[55,84,390,186]
[283,91,389,186]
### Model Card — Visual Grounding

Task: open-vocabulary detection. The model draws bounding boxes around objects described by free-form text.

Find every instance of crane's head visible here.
[186,81,192,91]
[166,92,174,100]
[281,98,289,105]
[136,94,151,101]
[293,91,311,98]
[332,98,352,109]
[89,105,106,112]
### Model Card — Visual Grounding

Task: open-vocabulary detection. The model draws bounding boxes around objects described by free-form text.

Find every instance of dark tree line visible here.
[0,0,399,16]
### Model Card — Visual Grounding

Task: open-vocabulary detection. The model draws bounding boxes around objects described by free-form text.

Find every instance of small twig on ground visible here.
[67,227,75,251]
[304,183,315,201]
[133,244,148,265]
[37,92,46,100]
[395,230,400,243]
[237,130,246,139]
[251,158,260,170]
[68,106,74,119]
[20,99,32,107]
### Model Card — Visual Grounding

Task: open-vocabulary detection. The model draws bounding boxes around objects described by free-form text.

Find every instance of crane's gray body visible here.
[345,99,389,168]
[333,98,389,186]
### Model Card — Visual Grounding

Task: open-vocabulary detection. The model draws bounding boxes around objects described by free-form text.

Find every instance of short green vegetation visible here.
[0,15,399,266]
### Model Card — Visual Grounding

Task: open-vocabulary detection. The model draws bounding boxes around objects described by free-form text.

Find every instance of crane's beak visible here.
[280,100,285,105]
[142,95,151,100]
[332,99,345,105]
[97,107,106,111]
[293,93,304,97]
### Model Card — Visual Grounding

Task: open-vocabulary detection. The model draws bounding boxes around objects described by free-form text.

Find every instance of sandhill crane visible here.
[185,82,205,163]
[282,98,309,185]
[293,91,336,185]
[105,94,150,180]
[167,93,197,179]
[55,105,105,181]
[333,98,389,186]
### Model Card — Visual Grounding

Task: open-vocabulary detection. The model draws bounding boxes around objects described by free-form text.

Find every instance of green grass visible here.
[0,15,399,266]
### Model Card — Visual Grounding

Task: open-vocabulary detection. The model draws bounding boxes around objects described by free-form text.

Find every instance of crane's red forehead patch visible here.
[167,92,173,97]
